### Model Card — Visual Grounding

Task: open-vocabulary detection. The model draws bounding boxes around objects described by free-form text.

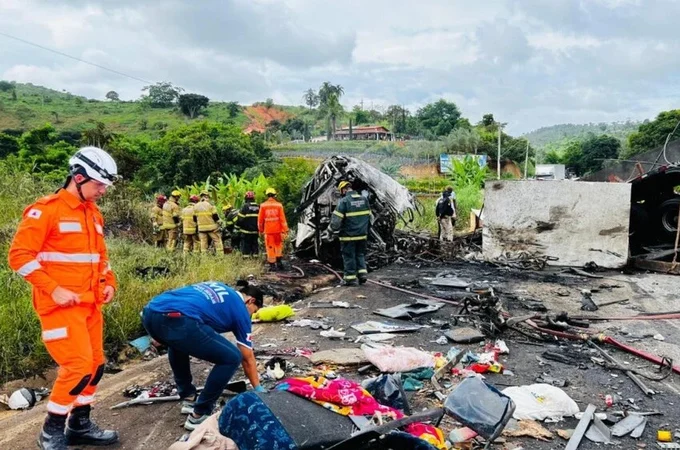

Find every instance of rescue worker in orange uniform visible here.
[181,195,200,254]
[163,190,181,250]
[151,194,167,248]
[8,147,120,450]
[258,187,288,271]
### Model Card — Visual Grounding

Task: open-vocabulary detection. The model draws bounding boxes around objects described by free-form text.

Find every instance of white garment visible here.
[439,217,453,241]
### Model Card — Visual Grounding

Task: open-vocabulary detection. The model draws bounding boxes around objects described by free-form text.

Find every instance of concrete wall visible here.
[483,180,631,268]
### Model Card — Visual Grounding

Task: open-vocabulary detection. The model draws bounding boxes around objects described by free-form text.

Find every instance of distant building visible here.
[310,135,328,143]
[535,164,566,180]
[333,126,392,141]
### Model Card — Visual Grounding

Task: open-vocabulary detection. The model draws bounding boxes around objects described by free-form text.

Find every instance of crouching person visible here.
[141,280,265,431]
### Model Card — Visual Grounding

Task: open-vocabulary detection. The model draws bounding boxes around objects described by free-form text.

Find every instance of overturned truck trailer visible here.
[294,155,420,264]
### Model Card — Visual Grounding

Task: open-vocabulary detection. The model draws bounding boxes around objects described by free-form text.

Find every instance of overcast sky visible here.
[1,0,678,134]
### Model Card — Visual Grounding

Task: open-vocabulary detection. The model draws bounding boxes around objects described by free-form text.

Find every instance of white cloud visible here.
[0,0,678,133]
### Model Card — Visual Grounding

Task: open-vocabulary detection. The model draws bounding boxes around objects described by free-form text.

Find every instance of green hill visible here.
[524,121,640,150]
[0,82,254,137]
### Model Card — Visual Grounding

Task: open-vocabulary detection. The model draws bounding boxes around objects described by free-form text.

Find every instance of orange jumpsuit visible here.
[8,189,116,416]
[258,198,288,263]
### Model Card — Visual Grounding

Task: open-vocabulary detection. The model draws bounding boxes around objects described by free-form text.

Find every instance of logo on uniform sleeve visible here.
[246,333,253,345]
[27,209,42,219]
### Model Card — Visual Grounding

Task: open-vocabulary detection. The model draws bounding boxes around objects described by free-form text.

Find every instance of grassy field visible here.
[0,165,262,383]
[0,83,252,137]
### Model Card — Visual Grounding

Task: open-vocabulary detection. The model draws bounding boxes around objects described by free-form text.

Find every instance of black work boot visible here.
[358,277,367,285]
[269,262,277,271]
[38,414,68,450]
[65,405,119,446]
[276,257,284,270]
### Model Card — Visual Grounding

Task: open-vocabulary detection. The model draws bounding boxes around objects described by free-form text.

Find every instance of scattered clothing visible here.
[169,413,238,450]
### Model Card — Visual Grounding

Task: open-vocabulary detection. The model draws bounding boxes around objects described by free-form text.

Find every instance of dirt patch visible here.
[243,105,291,133]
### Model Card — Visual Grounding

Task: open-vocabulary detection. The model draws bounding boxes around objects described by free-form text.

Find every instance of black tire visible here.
[659,198,680,239]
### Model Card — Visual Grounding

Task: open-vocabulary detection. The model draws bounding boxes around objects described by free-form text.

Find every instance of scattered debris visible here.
[657,430,673,442]
[502,384,579,422]
[611,414,647,437]
[630,417,647,439]
[362,344,435,373]
[434,336,448,345]
[565,404,596,450]
[443,376,516,442]
[557,429,574,440]
[351,320,424,334]
[374,299,445,320]
[288,319,331,330]
[653,333,666,341]
[319,328,346,339]
[535,373,568,387]
[580,290,599,311]
[252,305,295,322]
[363,374,411,414]
[354,333,400,343]
[585,413,612,444]
[128,335,153,354]
[309,301,354,309]
[309,348,368,366]
[445,327,486,344]
[264,357,287,380]
[7,387,49,410]
[503,419,553,441]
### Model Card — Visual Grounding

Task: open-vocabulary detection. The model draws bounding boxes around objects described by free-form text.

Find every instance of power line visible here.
[0,30,153,84]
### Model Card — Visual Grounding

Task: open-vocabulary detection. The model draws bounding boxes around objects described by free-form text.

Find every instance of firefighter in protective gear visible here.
[182,195,200,253]
[8,147,119,450]
[194,191,224,254]
[222,204,240,253]
[151,195,167,248]
[236,191,259,257]
[330,181,371,286]
[258,188,288,271]
[163,190,181,250]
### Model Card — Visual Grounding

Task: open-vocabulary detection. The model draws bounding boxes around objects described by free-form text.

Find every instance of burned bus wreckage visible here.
[294,156,424,267]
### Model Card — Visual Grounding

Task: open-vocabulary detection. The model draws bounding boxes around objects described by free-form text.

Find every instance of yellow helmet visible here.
[338,181,351,191]
[265,187,277,196]
[171,190,181,197]
[222,204,232,211]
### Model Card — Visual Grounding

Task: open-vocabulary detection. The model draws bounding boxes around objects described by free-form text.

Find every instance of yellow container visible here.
[658,430,672,442]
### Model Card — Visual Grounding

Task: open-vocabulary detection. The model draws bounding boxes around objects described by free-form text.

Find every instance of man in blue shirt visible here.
[142,280,264,431]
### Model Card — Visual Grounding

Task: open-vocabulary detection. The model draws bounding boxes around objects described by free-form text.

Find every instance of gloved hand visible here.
[254,385,267,393]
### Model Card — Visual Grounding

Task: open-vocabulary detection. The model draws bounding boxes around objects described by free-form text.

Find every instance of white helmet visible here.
[68,146,118,185]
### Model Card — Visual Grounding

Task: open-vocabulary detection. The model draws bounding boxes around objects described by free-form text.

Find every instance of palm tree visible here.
[302,88,319,110]
[325,93,344,139]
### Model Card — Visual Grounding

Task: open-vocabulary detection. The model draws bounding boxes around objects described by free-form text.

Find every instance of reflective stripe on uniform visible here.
[42,327,68,342]
[358,269,368,274]
[37,252,101,263]
[47,401,72,415]
[239,213,259,218]
[345,210,370,217]
[333,210,344,218]
[58,222,82,233]
[17,259,41,276]
[240,230,259,234]
[344,275,357,280]
[74,395,95,405]
[339,235,367,241]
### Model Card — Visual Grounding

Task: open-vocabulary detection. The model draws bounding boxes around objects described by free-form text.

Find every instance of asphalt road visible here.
[1,260,679,449]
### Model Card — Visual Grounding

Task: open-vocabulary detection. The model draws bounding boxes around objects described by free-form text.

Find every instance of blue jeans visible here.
[142,308,242,415]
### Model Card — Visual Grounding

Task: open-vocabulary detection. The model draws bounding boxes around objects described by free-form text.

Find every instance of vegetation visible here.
[544,134,621,176]
[525,121,640,158]
[626,110,680,157]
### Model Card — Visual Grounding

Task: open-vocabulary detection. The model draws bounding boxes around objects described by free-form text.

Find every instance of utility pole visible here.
[360,98,364,110]
[524,140,529,179]
[497,123,502,180]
